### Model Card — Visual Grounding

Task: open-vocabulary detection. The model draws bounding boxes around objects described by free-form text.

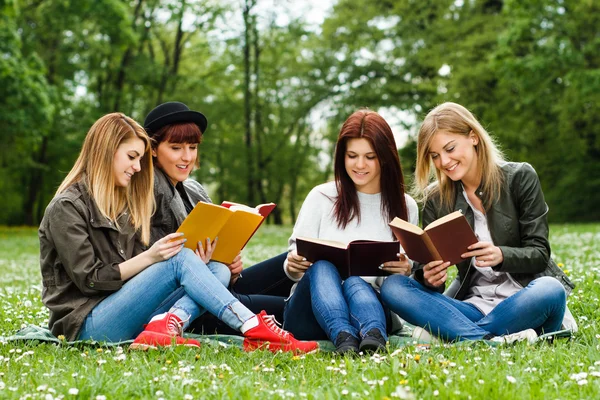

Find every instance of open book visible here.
[388,211,477,265]
[177,201,276,264]
[296,237,399,279]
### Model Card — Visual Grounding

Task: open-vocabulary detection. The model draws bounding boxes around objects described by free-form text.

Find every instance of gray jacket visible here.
[150,167,212,245]
[414,162,574,300]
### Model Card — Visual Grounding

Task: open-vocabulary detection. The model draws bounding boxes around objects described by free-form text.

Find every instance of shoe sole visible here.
[243,339,319,354]
[129,342,200,351]
[358,339,386,353]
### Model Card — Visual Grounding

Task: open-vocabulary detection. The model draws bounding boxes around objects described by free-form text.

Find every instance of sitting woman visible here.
[282,109,419,354]
[39,112,317,353]
[381,102,575,343]
[143,101,293,334]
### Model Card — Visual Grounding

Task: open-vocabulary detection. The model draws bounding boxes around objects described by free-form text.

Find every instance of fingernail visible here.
[302,257,307,261]
[183,239,187,242]
[378,264,384,269]
[215,236,219,241]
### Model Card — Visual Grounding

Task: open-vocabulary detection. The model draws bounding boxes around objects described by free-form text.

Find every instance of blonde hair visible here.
[57,113,154,244]
[414,102,505,210]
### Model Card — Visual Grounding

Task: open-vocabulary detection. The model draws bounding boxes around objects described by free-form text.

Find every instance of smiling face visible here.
[344,138,381,194]
[153,141,198,185]
[113,137,145,188]
[428,130,480,185]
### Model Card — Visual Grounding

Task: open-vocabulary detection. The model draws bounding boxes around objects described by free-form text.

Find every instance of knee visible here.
[307,260,338,278]
[209,261,231,288]
[535,276,566,303]
[343,276,368,292]
[380,275,411,305]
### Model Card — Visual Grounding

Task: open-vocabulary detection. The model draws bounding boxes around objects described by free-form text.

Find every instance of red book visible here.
[296,237,399,279]
[389,211,477,265]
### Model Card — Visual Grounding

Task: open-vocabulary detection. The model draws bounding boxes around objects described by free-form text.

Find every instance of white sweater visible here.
[284,181,419,290]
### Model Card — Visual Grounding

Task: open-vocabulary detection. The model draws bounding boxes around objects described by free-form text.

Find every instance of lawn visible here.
[0,224,599,399]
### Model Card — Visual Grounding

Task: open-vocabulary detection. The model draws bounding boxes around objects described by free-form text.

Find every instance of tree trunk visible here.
[243,0,256,204]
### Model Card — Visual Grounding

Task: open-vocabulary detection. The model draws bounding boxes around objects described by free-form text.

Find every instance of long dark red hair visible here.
[333,110,408,229]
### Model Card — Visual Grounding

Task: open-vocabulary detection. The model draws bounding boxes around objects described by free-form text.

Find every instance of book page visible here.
[389,217,424,235]
[424,210,463,231]
[296,237,347,249]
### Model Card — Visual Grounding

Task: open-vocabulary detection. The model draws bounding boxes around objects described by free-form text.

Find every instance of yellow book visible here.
[176,201,276,264]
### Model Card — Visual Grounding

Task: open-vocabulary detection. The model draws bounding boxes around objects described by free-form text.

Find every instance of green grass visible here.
[1,224,599,399]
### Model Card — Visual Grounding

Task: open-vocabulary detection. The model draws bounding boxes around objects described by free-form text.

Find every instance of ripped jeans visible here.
[78,248,255,341]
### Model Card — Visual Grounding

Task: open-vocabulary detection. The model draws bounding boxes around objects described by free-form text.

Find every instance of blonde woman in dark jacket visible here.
[381,102,574,344]
[39,112,317,353]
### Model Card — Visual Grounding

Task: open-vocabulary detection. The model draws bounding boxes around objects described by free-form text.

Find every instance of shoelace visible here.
[166,315,185,336]
[262,314,290,339]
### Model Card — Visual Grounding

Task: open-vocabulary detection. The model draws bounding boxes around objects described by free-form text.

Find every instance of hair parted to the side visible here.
[333,109,408,231]
[57,113,154,244]
[150,122,203,168]
[414,102,505,210]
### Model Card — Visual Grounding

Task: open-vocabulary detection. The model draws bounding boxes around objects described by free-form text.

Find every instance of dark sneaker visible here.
[359,328,386,353]
[334,331,359,354]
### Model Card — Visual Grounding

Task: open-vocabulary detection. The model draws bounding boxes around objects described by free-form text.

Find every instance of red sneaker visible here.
[242,311,319,354]
[130,313,201,350]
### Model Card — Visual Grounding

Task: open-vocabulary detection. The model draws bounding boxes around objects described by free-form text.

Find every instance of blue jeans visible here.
[380,275,566,341]
[78,248,255,341]
[187,252,293,334]
[283,260,388,342]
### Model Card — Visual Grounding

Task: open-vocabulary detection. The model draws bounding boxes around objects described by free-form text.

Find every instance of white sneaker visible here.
[490,328,538,345]
[412,326,440,343]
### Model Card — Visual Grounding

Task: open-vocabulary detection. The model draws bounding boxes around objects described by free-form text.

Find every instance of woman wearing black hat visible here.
[39,112,318,353]
[144,101,295,335]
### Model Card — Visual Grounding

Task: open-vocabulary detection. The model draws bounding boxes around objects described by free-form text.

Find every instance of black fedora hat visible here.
[144,101,208,135]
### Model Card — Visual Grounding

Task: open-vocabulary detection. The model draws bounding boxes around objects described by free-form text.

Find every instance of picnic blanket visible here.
[1,324,571,351]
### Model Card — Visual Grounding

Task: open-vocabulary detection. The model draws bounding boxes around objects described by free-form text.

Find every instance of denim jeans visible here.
[187,252,294,334]
[380,275,566,341]
[78,248,255,341]
[283,260,388,342]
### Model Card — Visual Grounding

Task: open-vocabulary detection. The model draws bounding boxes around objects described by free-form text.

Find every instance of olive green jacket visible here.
[39,181,145,340]
[414,162,574,300]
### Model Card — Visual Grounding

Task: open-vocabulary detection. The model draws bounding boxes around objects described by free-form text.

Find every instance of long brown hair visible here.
[333,109,408,229]
[415,102,505,210]
[57,113,154,244]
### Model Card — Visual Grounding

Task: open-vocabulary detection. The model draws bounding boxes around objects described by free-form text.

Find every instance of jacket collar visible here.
[75,180,134,234]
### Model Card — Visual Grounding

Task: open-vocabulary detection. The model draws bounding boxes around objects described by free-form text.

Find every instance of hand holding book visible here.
[379,253,411,276]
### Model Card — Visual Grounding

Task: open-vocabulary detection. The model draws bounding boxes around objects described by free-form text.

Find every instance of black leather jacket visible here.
[414,162,574,300]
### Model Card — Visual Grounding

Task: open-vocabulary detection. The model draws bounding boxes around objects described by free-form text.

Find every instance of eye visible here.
[190,146,198,150]
[430,154,439,160]
[347,154,357,159]
[128,155,135,160]
[366,155,377,160]
[171,146,181,150]
[446,146,455,153]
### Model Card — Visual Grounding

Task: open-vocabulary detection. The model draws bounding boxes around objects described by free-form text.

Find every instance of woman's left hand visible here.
[195,237,218,264]
[380,253,411,276]
[462,241,504,268]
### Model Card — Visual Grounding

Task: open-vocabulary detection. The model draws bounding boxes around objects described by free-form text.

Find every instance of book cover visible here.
[296,237,400,279]
[176,201,275,264]
[389,211,477,265]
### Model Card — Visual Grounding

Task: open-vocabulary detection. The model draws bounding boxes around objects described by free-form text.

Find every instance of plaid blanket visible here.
[1,324,571,351]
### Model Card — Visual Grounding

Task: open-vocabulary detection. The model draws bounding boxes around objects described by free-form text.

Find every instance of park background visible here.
[1,0,600,399]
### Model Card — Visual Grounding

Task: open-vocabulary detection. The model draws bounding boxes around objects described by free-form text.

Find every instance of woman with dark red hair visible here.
[282,109,419,354]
